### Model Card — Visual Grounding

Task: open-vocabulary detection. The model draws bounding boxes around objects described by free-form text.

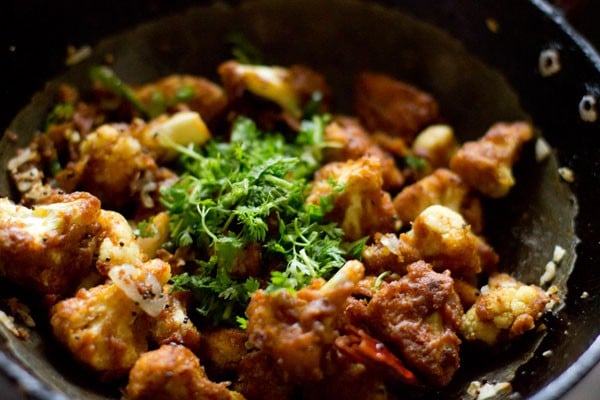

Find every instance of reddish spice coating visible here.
[323,116,405,191]
[449,122,533,198]
[307,157,397,241]
[393,168,483,233]
[365,261,463,387]
[134,75,228,124]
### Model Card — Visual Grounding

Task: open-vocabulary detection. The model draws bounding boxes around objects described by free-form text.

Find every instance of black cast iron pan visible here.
[0,0,599,399]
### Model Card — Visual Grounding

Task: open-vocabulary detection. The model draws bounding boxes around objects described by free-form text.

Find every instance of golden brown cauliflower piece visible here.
[460,273,550,346]
[400,205,497,277]
[96,209,145,275]
[50,258,183,376]
[364,261,463,387]
[323,116,405,191]
[411,124,459,169]
[150,290,201,352]
[449,122,533,198]
[75,124,161,209]
[201,328,249,376]
[392,168,483,232]
[0,192,102,295]
[134,74,228,124]
[50,281,151,376]
[246,261,364,382]
[125,344,244,400]
[233,351,295,400]
[306,157,397,241]
[218,60,330,119]
[354,72,439,143]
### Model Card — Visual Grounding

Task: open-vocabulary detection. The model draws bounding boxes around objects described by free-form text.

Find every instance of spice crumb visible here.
[581,291,590,299]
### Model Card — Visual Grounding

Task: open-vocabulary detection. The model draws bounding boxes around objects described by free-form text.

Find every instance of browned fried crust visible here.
[365,261,463,387]
[0,192,102,295]
[355,72,439,143]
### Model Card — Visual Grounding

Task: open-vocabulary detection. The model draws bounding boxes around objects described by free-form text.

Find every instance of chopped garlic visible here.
[477,382,512,400]
[558,167,574,183]
[535,137,552,162]
[539,261,556,286]
[467,381,482,397]
[553,245,566,264]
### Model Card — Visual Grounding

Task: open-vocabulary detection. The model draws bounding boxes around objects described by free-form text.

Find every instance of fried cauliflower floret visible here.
[364,261,463,387]
[50,258,177,376]
[354,72,439,143]
[134,74,228,124]
[150,290,201,351]
[246,261,364,382]
[218,60,330,119]
[74,124,161,209]
[450,122,533,198]
[135,212,170,259]
[400,205,497,277]
[323,116,405,190]
[125,344,244,400]
[412,124,459,169]
[306,157,397,241]
[393,169,483,232]
[233,351,295,400]
[96,210,145,275]
[460,273,550,346]
[201,328,249,376]
[50,281,151,376]
[0,192,102,295]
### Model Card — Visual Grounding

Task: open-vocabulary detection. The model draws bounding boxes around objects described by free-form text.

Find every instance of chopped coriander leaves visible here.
[162,115,359,326]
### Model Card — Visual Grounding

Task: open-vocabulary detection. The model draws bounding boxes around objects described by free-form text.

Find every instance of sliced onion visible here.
[108,264,166,317]
[379,233,401,255]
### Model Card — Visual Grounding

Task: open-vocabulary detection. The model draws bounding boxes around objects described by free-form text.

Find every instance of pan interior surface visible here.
[0,0,583,399]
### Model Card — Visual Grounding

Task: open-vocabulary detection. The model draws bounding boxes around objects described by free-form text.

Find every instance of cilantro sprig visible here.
[162,115,362,326]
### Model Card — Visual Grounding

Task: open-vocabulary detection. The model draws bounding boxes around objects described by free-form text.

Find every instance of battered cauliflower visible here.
[72,124,161,209]
[96,209,145,275]
[363,261,463,387]
[150,290,201,351]
[125,344,245,400]
[50,281,151,376]
[133,74,228,124]
[460,273,551,346]
[411,124,459,169]
[400,205,497,277]
[246,261,364,382]
[354,72,439,142]
[306,156,397,241]
[218,60,330,119]
[450,122,533,198]
[323,116,405,190]
[0,192,102,295]
[362,205,496,279]
[393,169,483,232]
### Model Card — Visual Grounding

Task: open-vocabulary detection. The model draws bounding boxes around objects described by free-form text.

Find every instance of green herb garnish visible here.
[163,115,358,326]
